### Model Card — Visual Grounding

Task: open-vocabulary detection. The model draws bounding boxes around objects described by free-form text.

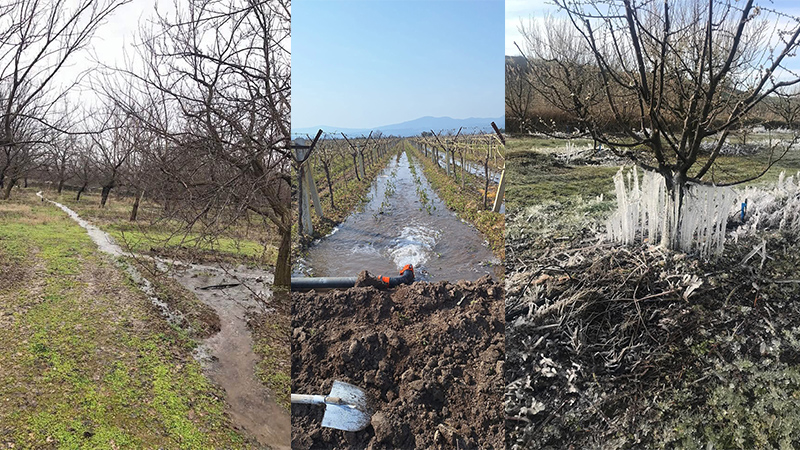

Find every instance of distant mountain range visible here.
[292,116,505,138]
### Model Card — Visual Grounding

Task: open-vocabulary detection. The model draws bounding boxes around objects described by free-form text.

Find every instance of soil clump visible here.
[292,275,504,449]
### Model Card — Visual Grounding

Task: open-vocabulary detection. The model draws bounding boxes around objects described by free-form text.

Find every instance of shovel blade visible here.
[321,380,373,432]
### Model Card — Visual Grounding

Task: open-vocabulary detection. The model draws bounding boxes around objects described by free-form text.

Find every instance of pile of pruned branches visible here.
[506,228,800,449]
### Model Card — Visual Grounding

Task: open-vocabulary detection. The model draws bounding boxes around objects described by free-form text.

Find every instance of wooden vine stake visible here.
[491,121,506,213]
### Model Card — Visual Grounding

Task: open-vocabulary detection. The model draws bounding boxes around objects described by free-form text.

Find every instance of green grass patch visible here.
[53,190,277,266]
[0,194,251,449]
[251,299,291,410]
[506,146,619,210]
[107,222,276,265]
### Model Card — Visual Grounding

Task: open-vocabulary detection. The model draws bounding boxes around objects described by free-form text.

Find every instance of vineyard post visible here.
[483,136,491,209]
[293,130,322,236]
[304,162,323,218]
[491,122,505,213]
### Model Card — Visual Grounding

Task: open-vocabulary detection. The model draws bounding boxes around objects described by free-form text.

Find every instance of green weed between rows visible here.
[405,142,505,258]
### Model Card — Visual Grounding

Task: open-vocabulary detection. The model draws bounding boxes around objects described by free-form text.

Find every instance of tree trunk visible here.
[660,172,686,250]
[2,178,16,200]
[130,190,144,221]
[460,153,465,188]
[100,185,112,208]
[274,224,291,289]
[76,183,87,201]
[323,164,335,210]
[57,179,65,194]
[23,178,28,188]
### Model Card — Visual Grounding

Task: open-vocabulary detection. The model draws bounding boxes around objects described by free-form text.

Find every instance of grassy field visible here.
[0,190,254,449]
[52,190,278,266]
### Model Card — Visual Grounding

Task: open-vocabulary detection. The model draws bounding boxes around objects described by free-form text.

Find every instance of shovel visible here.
[291,380,374,432]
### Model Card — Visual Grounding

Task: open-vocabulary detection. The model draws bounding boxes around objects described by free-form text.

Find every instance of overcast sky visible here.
[291,0,505,131]
[54,0,158,106]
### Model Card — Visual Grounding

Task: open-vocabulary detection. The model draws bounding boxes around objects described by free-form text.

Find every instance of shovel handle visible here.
[292,394,325,405]
[291,394,346,405]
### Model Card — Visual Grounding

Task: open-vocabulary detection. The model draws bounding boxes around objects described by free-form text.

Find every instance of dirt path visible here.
[39,192,290,449]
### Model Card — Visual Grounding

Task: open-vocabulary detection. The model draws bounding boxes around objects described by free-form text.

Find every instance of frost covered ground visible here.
[506,135,800,449]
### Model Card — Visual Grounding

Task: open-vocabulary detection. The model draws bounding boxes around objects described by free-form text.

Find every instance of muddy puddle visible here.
[39,192,290,449]
[294,152,500,281]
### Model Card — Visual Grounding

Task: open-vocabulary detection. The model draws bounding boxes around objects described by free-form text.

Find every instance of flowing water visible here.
[295,152,501,281]
[38,192,290,450]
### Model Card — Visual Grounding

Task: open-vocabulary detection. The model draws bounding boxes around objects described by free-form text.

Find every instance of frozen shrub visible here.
[732,171,800,241]
[608,166,737,258]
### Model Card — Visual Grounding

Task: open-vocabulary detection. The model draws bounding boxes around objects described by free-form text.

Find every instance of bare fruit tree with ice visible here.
[517,0,800,253]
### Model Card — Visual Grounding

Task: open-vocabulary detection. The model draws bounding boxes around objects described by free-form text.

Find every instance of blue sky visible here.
[292,0,504,130]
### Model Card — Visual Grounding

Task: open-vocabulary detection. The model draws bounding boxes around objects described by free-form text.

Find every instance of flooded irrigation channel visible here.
[296,151,500,281]
[39,192,290,449]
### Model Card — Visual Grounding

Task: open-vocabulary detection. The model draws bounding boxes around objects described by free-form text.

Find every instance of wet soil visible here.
[291,276,505,449]
[40,192,291,449]
[174,267,290,449]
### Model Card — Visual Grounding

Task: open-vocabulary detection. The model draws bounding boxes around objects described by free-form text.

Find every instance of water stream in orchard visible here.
[295,151,501,281]
[38,192,290,450]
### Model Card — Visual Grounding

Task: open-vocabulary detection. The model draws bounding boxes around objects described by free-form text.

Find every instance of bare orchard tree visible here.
[0,0,129,198]
[90,103,137,208]
[505,56,536,133]
[47,133,78,194]
[519,0,800,249]
[122,0,292,287]
[313,135,338,210]
[73,142,96,201]
[775,86,800,131]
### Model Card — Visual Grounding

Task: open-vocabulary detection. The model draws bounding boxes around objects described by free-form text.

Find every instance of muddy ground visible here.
[291,276,504,449]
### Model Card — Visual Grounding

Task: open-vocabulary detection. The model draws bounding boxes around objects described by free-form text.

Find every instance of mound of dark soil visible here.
[291,275,504,449]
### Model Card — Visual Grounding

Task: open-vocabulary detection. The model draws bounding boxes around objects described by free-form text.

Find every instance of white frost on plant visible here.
[607,166,737,258]
[731,170,800,241]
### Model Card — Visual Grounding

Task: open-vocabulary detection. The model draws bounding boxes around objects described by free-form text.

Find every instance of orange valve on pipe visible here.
[379,264,415,287]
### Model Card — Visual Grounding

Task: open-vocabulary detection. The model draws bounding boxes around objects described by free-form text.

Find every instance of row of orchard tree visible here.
[506,0,800,252]
[294,132,400,236]
[410,127,506,212]
[0,0,293,287]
